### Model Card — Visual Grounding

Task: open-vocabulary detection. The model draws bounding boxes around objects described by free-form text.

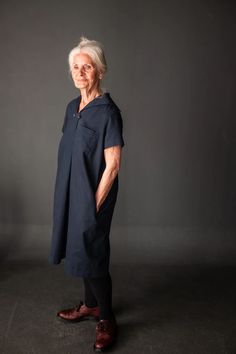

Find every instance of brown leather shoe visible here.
[57,300,100,322]
[93,318,118,352]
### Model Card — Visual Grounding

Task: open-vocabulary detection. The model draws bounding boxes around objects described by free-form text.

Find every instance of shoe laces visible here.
[97,320,112,333]
[74,301,83,312]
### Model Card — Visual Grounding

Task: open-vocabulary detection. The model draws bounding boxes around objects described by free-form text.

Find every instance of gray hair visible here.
[68,36,107,77]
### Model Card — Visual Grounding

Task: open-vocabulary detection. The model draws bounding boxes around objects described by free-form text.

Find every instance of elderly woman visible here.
[48,36,125,352]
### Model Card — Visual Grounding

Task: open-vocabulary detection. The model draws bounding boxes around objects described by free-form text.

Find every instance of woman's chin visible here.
[75,83,87,89]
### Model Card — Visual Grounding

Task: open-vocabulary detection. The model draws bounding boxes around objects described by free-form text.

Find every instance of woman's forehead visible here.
[72,52,93,64]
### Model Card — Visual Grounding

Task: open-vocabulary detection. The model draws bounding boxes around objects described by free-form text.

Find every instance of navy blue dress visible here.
[48,92,125,278]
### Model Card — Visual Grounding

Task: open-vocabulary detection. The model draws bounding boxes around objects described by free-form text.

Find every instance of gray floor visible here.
[1,261,236,354]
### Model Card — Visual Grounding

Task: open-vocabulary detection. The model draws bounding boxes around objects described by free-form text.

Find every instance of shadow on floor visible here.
[0,261,236,353]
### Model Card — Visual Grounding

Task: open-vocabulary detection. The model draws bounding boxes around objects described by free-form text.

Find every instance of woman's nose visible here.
[75,70,84,78]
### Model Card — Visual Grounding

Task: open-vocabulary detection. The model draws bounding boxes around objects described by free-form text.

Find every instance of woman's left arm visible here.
[95,145,122,212]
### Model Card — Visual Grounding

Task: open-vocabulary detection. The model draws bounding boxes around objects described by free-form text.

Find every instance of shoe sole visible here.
[57,315,100,323]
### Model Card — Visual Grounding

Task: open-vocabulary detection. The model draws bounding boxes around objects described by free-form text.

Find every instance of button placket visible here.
[73,112,82,128]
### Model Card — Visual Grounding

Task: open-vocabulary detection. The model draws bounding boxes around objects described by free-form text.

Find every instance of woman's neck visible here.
[80,88,103,105]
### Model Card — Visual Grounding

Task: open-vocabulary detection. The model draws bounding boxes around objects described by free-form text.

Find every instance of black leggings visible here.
[83,272,115,321]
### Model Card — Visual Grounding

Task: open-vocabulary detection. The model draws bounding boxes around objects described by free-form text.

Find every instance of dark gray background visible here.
[0,0,235,264]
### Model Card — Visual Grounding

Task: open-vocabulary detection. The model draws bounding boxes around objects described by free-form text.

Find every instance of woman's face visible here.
[70,53,101,92]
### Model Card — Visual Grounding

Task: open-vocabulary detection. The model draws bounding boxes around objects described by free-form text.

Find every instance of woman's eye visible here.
[84,64,91,71]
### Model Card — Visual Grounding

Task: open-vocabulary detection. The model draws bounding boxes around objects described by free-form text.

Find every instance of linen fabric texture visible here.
[48,93,125,277]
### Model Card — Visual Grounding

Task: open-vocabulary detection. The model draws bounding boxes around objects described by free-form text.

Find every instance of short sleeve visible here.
[104,108,125,149]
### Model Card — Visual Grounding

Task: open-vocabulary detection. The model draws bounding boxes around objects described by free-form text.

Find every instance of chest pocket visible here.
[77,124,97,153]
